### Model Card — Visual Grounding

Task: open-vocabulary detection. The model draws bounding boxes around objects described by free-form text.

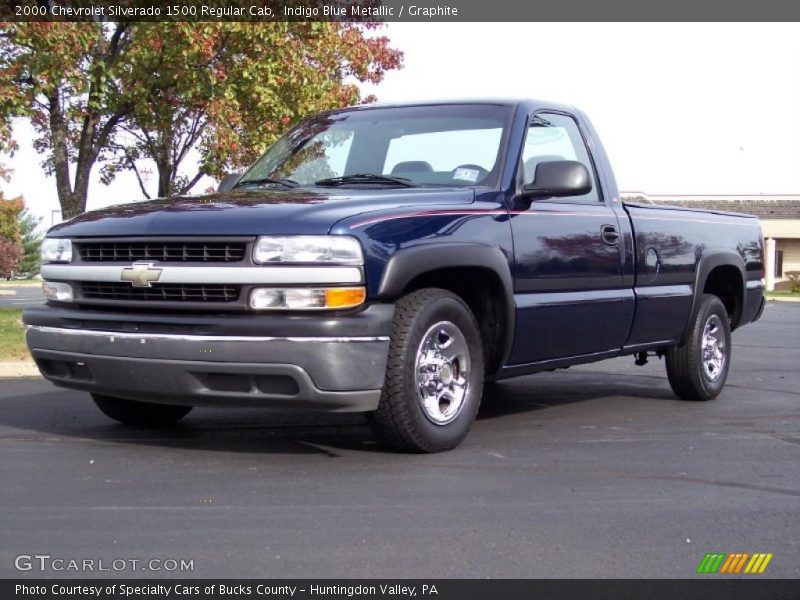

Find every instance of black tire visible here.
[92,394,192,427]
[665,294,731,401]
[367,288,484,453]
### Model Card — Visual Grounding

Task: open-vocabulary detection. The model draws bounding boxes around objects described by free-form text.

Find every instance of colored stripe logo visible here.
[697,552,773,574]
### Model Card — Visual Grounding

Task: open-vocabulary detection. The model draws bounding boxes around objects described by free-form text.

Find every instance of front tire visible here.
[92,394,192,427]
[367,288,484,453]
[665,294,731,401]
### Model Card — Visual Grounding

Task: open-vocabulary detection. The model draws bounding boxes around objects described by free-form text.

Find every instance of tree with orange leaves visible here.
[0,22,403,217]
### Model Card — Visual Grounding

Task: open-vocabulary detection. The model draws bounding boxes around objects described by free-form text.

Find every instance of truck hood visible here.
[49,187,475,237]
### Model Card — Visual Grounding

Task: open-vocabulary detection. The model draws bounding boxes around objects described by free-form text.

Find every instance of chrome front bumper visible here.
[25,325,389,412]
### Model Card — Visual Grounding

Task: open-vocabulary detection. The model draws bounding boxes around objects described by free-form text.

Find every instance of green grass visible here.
[0,309,29,361]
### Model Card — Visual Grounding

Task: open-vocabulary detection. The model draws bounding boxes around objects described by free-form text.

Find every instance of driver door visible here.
[508,112,632,364]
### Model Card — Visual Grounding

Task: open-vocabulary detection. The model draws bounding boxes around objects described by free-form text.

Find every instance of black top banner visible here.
[3,0,800,21]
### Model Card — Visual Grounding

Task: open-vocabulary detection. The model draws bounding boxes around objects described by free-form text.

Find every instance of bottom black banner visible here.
[3,580,799,600]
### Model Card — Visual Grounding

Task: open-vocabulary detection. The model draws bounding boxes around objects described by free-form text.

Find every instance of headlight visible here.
[250,287,366,310]
[41,238,72,263]
[253,236,363,265]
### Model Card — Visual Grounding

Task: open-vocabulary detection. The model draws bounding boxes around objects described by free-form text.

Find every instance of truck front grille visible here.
[81,282,241,303]
[76,241,246,263]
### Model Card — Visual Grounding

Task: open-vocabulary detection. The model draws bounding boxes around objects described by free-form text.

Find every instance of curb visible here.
[766,296,800,303]
[0,290,17,296]
[0,361,40,378]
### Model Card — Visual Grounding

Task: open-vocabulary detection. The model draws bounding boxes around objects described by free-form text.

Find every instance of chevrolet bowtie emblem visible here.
[120,262,163,287]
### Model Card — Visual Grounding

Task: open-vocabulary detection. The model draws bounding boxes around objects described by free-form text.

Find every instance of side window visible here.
[521,113,601,203]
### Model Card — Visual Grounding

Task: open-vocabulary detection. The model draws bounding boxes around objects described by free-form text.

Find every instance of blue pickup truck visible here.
[24,99,765,452]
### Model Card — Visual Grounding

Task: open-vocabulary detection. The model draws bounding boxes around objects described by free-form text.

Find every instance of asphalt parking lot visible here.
[0,302,798,579]
[0,285,44,308]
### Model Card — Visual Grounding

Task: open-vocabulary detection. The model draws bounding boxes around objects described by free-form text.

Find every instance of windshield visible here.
[237,104,512,188]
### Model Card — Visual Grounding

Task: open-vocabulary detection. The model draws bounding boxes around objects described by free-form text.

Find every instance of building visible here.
[621,194,800,291]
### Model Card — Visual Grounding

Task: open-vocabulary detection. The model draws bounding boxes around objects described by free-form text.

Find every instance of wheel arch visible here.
[377,243,515,377]
[682,250,746,343]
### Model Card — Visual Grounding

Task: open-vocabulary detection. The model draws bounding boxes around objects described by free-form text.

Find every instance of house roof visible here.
[621,194,800,220]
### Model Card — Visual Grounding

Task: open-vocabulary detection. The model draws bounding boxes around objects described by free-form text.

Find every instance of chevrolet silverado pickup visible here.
[24,99,766,452]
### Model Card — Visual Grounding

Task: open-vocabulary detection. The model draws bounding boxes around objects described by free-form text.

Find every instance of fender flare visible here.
[682,249,746,342]
[377,243,516,374]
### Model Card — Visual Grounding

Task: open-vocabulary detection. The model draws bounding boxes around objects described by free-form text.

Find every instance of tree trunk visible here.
[48,82,96,219]
[61,192,86,221]
[47,90,84,219]
[45,25,131,220]
[156,159,172,198]
[155,128,174,197]
[64,172,92,220]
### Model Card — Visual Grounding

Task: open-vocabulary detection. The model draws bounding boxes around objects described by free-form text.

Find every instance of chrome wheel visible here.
[415,321,471,425]
[701,314,726,381]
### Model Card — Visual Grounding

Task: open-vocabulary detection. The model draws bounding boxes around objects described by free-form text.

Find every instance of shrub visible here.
[0,238,22,279]
[787,271,800,294]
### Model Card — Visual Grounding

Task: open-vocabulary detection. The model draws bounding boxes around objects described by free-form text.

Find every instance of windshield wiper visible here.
[315,174,417,188]
[234,176,299,189]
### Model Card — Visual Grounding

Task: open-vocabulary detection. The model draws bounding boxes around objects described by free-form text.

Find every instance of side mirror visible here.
[521,160,592,201]
[217,172,242,193]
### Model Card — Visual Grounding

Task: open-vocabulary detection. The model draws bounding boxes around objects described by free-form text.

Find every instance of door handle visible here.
[601,224,620,245]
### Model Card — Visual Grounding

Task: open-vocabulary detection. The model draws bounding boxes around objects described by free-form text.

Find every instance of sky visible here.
[3,22,800,229]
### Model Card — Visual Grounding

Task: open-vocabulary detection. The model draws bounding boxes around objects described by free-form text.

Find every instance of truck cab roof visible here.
[323,98,582,116]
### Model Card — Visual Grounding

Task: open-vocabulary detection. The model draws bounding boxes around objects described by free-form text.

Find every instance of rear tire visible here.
[367,288,484,453]
[665,294,731,401]
[92,394,192,427]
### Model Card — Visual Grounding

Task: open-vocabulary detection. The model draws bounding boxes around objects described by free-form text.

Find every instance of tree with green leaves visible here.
[0,193,23,278]
[0,22,402,217]
[17,207,42,278]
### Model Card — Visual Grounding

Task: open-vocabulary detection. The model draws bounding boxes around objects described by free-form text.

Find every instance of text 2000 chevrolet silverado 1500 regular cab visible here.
[24,99,766,452]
